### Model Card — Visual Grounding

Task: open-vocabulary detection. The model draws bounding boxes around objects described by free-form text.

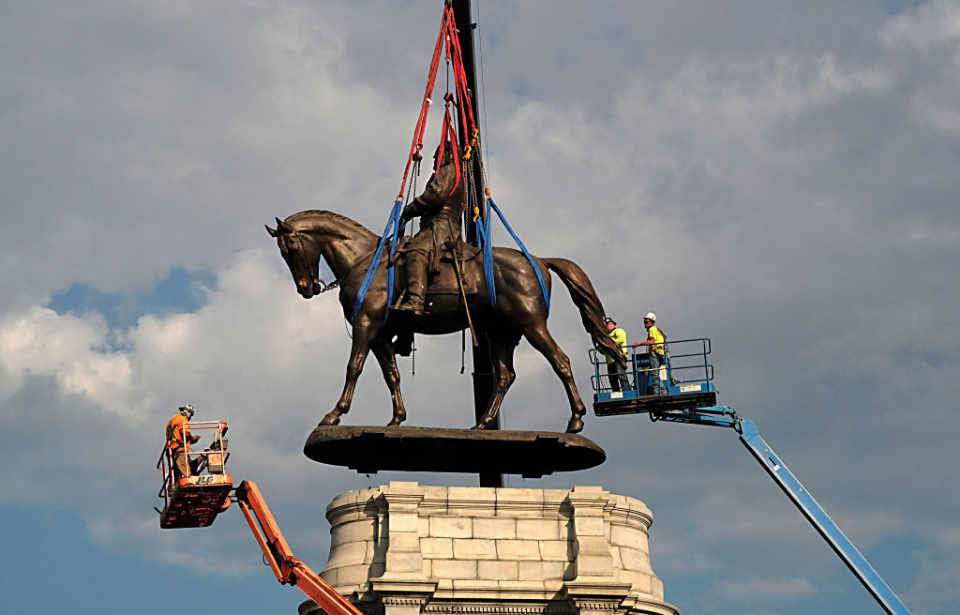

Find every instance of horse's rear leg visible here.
[370,338,407,427]
[321,329,373,426]
[473,334,517,430]
[524,325,587,434]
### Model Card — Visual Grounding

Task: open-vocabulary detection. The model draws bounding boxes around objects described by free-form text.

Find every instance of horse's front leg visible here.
[321,327,374,426]
[370,338,407,427]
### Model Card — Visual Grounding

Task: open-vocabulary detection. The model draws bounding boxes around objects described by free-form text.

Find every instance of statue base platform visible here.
[299,482,678,615]
[303,426,606,478]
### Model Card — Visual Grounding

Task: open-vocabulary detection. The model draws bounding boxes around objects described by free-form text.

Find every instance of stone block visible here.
[610,525,646,549]
[498,580,549,592]
[334,564,372,588]
[611,546,623,568]
[420,485,449,501]
[331,519,378,548]
[388,512,421,534]
[495,539,541,560]
[518,561,565,581]
[447,486,497,500]
[420,537,453,558]
[617,546,653,573]
[327,507,372,524]
[388,532,420,552]
[327,488,375,513]
[651,576,664,599]
[384,481,422,493]
[453,538,497,560]
[384,550,423,574]
[574,553,614,578]
[517,518,560,540]
[478,560,519,581]
[327,541,369,567]
[542,489,570,506]
[569,485,607,498]
[538,540,572,561]
[430,516,472,538]
[440,559,478,580]
[573,515,605,537]
[320,567,337,587]
[616,570,653,595]
[495,488,545,517]
[452,579,500,591]
[473,517,516,539]
[447,486,497,514]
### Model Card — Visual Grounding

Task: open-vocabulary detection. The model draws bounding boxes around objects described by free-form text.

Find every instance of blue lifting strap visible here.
[478,196,550,312]
[351,199,406,324]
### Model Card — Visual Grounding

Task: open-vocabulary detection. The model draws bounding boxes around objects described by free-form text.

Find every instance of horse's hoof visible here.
[471,421,490,430]
[319,413,341,427]
[566,417,584,434]
[386,416,405,427]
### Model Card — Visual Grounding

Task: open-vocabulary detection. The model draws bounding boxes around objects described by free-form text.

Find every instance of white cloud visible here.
[0,308,136,415]
[880,0,960,51]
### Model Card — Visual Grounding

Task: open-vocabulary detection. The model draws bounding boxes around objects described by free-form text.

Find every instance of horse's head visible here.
[266,217,323,298]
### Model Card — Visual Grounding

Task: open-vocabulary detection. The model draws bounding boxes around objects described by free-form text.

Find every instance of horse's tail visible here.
[544,258,627,368]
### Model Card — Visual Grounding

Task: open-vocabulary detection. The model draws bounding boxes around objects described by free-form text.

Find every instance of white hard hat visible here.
[644,312,657,322]
[178,404,195,418]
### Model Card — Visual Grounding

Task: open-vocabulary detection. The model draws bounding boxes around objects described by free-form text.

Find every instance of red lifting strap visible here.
[397,5,478,201]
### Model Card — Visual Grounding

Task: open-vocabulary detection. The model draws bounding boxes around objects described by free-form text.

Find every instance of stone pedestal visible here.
[299,482,678,615]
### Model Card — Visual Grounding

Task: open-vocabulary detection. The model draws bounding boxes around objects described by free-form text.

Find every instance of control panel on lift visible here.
[156,420,232,529]
[588,337,717,415]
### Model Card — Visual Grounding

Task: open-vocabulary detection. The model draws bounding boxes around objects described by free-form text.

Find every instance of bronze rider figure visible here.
[393,142,465,317]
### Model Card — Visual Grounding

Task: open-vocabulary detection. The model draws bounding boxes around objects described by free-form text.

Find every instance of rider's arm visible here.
[403,163,458,220]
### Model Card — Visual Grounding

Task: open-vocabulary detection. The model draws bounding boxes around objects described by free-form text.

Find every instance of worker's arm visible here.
[633,328,664,349]
[181,424,201,445]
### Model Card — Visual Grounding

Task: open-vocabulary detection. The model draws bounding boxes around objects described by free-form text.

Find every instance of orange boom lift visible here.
[156,420,362,615]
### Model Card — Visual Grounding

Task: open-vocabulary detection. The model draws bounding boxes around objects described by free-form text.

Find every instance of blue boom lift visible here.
[588,339,912,615]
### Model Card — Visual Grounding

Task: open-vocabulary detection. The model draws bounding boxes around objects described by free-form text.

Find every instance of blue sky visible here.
[49,268,216,331]
[2,1,960,614]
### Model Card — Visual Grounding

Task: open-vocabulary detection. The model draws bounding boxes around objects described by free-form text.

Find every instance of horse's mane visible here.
[287,210,377,239]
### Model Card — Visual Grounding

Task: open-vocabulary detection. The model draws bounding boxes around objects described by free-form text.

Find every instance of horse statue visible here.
[266,210,625,434]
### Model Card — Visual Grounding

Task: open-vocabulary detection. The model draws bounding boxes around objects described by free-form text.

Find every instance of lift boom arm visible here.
[652,407,911,615]
[234,480,364,615]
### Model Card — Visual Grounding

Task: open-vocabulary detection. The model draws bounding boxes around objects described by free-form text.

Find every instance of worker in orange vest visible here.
[166,404,201,479]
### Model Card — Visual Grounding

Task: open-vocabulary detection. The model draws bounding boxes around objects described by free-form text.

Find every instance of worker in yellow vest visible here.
[632,312,665,395]
[604,317,630,392]
[166,404,201,479]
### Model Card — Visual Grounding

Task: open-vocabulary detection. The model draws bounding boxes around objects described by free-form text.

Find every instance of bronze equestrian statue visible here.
[266,206,625,434]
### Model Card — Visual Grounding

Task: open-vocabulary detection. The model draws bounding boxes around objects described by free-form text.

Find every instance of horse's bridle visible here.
[286,230,339,295]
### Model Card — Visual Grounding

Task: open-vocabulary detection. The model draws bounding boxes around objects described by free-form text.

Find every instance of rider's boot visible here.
[394,331,414,356]
[394,251,427,317]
